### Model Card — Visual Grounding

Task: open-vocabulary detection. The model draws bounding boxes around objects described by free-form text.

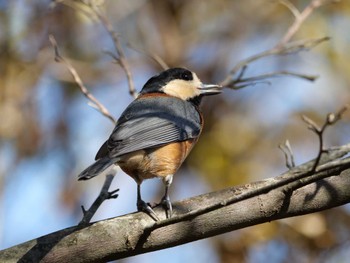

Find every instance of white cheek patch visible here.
[162,79,201,100]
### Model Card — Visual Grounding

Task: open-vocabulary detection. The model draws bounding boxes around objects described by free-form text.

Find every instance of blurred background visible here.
[1,0,350,262]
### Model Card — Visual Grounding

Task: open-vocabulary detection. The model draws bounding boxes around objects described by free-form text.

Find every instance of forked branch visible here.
[88,3,138,98]
[79,172,119,226]
[279,140,296,169]
[276,0,334,48]
[302,105,349,172]
[220,0,333,89]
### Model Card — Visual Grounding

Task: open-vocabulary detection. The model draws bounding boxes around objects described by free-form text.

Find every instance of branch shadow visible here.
[17,224,90,263]
[278,178,339,216]
[303,179,339,204]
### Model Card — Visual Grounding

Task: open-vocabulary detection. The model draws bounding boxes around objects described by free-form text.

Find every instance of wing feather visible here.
[106,96,201,158]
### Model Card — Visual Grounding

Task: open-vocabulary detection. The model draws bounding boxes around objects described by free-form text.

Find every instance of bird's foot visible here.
[161,195,173,219]
[137,200,159,221]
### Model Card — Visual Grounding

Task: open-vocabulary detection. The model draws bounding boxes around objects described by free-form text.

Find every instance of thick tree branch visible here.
[143,144,350,230]
[1,143,350,262]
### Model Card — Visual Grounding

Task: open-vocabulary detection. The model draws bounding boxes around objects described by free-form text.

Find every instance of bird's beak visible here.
[198,83,222,96]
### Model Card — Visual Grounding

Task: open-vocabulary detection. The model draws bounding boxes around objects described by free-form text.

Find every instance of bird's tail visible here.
[78,157,117,180]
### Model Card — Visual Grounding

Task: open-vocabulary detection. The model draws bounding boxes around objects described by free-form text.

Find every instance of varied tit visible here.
[78,68,222,220]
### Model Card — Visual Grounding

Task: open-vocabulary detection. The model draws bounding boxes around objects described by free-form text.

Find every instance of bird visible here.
[78,67,221,220]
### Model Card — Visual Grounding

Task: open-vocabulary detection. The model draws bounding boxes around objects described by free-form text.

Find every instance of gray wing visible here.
[105,96,202,158]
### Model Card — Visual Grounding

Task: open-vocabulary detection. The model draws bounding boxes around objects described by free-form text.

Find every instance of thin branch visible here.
[247,71,318,82]
[220,37,329,88]
[56,0,137,97]
[88,3,138,98]
[226,70,318,90]
[79,170,119,226]
[276,0,332,48]
[220,0,333,89]
[231,80,272,90]
[302,105,349,172]
[279,140,296,169]
[278,106,348,194]
[49,35,116,124]
[277,105,349,196]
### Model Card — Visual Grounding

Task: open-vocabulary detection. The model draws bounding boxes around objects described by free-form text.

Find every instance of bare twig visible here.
[246,71,318,82]
[280,106,348,194]
[225,37,328,78]
[279,140,296,169]
[220,37,329,88]
[226,70,318,90]
[49,35,116,124]
[88,3,138,98]
[221,0,333,89]
[276,0,332,48]
[79,171,119,226]
[302,105,349,171]
[57,0,138,97]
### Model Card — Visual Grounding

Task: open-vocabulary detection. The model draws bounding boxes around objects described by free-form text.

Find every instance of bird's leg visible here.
[161,174,173,218]
[137,184,159,221]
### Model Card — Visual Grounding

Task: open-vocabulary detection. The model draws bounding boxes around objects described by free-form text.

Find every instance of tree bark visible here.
[1,152,350,263]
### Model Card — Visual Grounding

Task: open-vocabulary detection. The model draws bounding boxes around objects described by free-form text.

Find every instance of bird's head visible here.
[140,68,221,103]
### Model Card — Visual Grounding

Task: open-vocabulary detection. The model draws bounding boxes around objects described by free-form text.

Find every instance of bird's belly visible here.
[117,140,195,184]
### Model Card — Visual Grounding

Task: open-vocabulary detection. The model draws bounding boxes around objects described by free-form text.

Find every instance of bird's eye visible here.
[181,71,193,81]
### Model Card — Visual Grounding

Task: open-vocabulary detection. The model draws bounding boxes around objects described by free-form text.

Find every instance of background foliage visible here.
[1,0,350,262]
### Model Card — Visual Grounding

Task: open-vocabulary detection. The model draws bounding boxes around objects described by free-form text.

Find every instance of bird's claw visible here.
[137,200,159,221]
